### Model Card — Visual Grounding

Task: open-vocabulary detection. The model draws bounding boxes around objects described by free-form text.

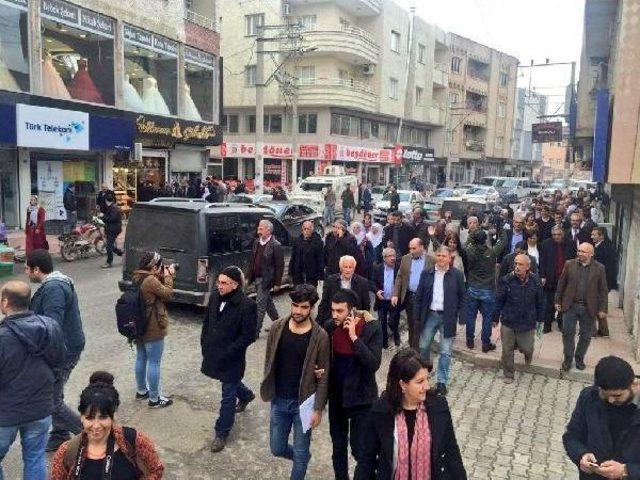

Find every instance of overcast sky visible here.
[397,0,585,116]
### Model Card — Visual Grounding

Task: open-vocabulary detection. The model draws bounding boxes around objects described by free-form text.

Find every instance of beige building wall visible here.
[542,142,568,180]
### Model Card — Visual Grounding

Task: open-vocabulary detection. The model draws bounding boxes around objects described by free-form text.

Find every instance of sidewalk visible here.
[451,290,640,382]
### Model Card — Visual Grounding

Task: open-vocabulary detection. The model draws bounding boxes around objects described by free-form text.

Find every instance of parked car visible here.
[453,184,476,197]
[422,201,442,221]
[463,185,501,203]
[440,198,498,223]
[428,187,456,206]
[372,190,423,224]
[227,193,274,204]
[370,185,387,206]
[496,177,532,203]
[258,201,324,240]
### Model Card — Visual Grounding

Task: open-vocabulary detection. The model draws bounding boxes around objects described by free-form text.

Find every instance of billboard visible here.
[532,122,563,143]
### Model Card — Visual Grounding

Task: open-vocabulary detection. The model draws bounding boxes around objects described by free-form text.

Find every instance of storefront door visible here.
[0,150,19,228]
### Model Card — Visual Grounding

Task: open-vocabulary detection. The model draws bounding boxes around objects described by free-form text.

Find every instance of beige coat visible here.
[132,270,174,342]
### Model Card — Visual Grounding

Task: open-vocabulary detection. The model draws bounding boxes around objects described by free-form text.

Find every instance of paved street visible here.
[3,256,587,479]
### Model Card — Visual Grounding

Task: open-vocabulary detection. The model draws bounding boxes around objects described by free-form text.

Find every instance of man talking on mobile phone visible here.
[563,356,640,479]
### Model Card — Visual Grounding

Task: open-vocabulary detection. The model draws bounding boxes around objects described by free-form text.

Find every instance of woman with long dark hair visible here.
[354,349,466,479]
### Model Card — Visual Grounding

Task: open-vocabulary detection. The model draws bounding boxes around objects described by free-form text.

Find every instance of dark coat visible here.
[594,239,618,290]
[324,232,363,276]
[555,259,608,319]
[415,266,466,338]
[565,227,591,247]
[342,189,356,208]
[317,273,372,323]
[0,312,65,427]
[498,251,539,279]
[389,192,400,211]
[354,394,467,480]
[536,217,555,242]
[495,272,545,331]
[200,288,257,383]
[101,203,122,236]
[323,315,382,408]
[539,238,577,289]
[361,187,373,210]
[249,237,285,290]
[501,228,528,261]
[63,187,76,212]
[96,189,114,213]
[382,222,414,256]
[372,262,400,310]
[563,386,640,480]
[288,232,324,285]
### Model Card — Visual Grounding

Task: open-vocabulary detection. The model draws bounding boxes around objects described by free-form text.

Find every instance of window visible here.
[496,136,504,149]
[415,87,424,106]
[500,72,509,86]
[184,47,217,121]
[447,128,456,144]
[418,44,426,64]
[451,56,462,73]
[389,77,399,100]
[361,119,371,139]
[245,65,257,86]
[371,121,381,139]
[331,114,359,137]
[299,15,317,31]
[0,2,30,93]
[295,65,315,85]
[449,92,459,107]
[391,31,401,53]
[221,114,239,133]
[498,102,506,118]
[248,114,256,133]
[264,114,282,133]
[245,14,264,36]
[298,113,317,134]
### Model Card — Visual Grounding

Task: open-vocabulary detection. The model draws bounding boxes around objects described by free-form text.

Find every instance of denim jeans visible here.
[269,397,312,480]
[50,353,82,446]
[215,381,254,439]
[0,416,51,480]
[419,312,454,386]
[323,205,335,225]
[377,299,400,347]
[135,339,165,402]
[342,207,352,225]
[465,287,496,347]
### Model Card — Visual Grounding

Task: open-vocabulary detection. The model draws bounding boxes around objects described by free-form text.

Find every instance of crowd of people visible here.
[0,179,638,480]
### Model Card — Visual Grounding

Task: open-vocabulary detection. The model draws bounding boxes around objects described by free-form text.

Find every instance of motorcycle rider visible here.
[100,192,123,269]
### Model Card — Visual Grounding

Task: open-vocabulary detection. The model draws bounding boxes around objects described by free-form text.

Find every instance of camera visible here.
[164,263,180,272]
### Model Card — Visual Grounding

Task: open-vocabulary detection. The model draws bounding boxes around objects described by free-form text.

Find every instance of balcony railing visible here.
[468,70,489,82]
[339,24,378,46]
[185,9,218,32]
[300,25,380,64]
[465,140,485,151]
[298,77,375,94]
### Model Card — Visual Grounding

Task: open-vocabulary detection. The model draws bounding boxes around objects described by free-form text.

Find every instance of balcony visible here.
[185,9,220,54]
[432,64,448,88]
[289,0,381,16]
[466,73,488,95]
[464,139,486,158]
[297,77,378,112]
[463,110,487,128]
[301,25,380,65]
[185,9,218,32]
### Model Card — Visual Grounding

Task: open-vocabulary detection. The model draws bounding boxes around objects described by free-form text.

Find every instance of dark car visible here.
[227,193,273,204]
[258,201,324,241]
[118,201,292,306]
[440,198,498,222]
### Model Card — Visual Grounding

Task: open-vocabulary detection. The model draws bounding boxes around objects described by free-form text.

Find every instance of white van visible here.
[289,166,359,212]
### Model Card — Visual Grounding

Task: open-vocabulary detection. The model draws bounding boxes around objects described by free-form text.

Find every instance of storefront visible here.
[333,144,397,185]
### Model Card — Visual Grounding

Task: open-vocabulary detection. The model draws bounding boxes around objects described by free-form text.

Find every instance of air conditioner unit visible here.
[282,2,290,15]
[362,64,375,76]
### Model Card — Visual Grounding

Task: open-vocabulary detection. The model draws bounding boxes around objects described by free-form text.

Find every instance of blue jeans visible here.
[419,312,454,386]
[135,339,165,402]
[50,353,82,446]
[270,397,312,480]
[323,205,335,225]
[465,287,496,347]
[0,416,51,480]
[215,381,254,439]
[342,207,352,225]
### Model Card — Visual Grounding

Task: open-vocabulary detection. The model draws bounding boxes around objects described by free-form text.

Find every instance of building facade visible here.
[216,0,518,190]
[510,88,547,179]
[541,141,568,181]
[0,0,221,229]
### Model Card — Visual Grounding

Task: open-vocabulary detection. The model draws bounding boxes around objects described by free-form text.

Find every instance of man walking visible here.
[96,182,114,214]
[566,212,591,248]
[63,183,77,234]
[373,247,401,349]
[289,221,324,287]
[361,183,372,214]
[494,254,545,384]
[392,238,429,350]
[249,220,284,336]
[324,185,336,226]
[0,281,65,479]
[100,192,123,269]
[382,211,414,258]
[318,255,371,322]
[341,184,355,225]
[415,246,466,395]
[25,249,85,451]
[555,242,608,371]
[201,267,257,453]
[592,226,618,292]
[539,226,577,333]
[324,289,382,480]
[563,356,639,479]
[261,285,330,480]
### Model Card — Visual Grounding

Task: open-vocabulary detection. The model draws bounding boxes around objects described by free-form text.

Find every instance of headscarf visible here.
[351,222,366,244]
[366,223,384,248]
[28,196,39,226]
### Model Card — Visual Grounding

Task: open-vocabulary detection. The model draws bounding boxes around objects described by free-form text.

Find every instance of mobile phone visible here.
[587,461,599,468]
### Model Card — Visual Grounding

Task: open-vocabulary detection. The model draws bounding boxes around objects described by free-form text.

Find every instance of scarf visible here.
[28,205,39,226]
[367,223,384,248]
[395,404,431,480]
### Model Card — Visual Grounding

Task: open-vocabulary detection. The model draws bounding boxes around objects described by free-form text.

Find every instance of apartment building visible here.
[0,0,221,228]
[216,0,517,189]
[576,0,640,356]
[511,88,547,178]
[541,141,568,181]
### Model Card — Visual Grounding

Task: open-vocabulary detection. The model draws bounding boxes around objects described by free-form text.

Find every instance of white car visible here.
[372,190,423,224]
[462,185,500,203]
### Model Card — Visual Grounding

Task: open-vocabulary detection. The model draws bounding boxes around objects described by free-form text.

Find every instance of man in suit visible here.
[539,226,577,333]
[372,247,401,349]
[565,212,591,249]
[555,242,608,371]
[382,211,413,257]
[392,237,429,349]
[249,220,284,336]
[592,227,617,337]
[288,221,324,287]
[318,255,371,322]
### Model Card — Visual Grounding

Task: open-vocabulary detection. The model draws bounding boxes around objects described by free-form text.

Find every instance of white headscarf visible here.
[350,222,366,244]
[366,223,384,248]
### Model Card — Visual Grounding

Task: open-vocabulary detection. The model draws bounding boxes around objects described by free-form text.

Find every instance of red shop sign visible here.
[298,144,320,159]
[262,143,292,158]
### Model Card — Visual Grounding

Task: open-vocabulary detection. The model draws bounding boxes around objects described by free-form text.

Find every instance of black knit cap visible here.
[220,266,243,286]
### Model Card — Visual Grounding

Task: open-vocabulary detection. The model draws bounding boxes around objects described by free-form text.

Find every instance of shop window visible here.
[123,25,178,115]
[298,113,317,134]
[184,47,217,122]
[0,2,30,93]
[41,10,116,105]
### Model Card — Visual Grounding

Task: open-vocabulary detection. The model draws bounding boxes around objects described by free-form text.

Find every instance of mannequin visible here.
[142,76,170,115]
[67,58,104,103]
[123,74,145,111]
[42,52,71,99]
[183,83,202,120]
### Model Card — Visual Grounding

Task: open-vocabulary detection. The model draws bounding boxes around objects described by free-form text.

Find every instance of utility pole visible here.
[255,25,265,194]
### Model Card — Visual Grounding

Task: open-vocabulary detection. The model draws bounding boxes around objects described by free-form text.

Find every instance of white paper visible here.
[299,393,316,434]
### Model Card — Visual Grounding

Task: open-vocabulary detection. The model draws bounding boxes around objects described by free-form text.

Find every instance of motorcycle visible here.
[59,216,106,262]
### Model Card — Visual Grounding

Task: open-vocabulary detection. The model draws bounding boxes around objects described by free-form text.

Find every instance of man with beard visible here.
[324,220,362,277]
[201,267,257,453]
[536,204,555,242]
[382,211,413,257]
[261,285,330,480]
[563,356,639,479]
[289,221,324,287]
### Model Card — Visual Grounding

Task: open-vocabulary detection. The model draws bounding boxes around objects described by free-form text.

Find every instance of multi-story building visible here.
[541,141,568,181]
[510,88,547,178]
[216,0,517,189]
[445,33,518,184]
[0,0,221,229]
[576,0,640,357]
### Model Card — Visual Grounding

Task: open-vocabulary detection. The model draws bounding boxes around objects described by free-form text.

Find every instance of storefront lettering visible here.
[123,24,153,48]
[41,0,78,23]
[5,0,28,8]
[299,144,320,159]
[80,10,115,36]
[262,144,292,158]
[334,145,394,163]
[153,36,179,56]
[135,115,221,147]
[185,47,215,68]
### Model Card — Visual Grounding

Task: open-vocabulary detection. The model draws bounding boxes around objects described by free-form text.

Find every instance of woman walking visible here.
[25,195,47,253]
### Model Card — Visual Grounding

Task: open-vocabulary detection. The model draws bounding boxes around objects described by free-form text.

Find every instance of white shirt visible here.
[219,301,226,312]
[527,245,540,264]
[429,266,447,311]
[259,235,272,246]
[340,277,352,290]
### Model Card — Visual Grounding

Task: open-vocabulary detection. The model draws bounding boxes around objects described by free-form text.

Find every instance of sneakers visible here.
[101,263,112,269]
[135,391,149,401]
[482,343,497,353]
[210,436,226,453]
[235,393,256,413]
[149,396,173,408]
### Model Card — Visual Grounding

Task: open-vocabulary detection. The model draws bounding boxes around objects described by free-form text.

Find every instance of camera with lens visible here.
[163,262,180,272]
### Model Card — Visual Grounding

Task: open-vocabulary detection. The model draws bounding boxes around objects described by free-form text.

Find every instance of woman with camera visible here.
[132,252,175,408]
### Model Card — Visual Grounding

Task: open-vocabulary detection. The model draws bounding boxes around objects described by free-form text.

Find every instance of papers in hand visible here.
[299,393,316,433]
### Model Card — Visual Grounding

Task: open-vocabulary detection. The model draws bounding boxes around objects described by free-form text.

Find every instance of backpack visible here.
[115,282,148,340]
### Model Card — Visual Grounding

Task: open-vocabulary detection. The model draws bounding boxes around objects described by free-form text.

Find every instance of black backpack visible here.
[115,282,148,340]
